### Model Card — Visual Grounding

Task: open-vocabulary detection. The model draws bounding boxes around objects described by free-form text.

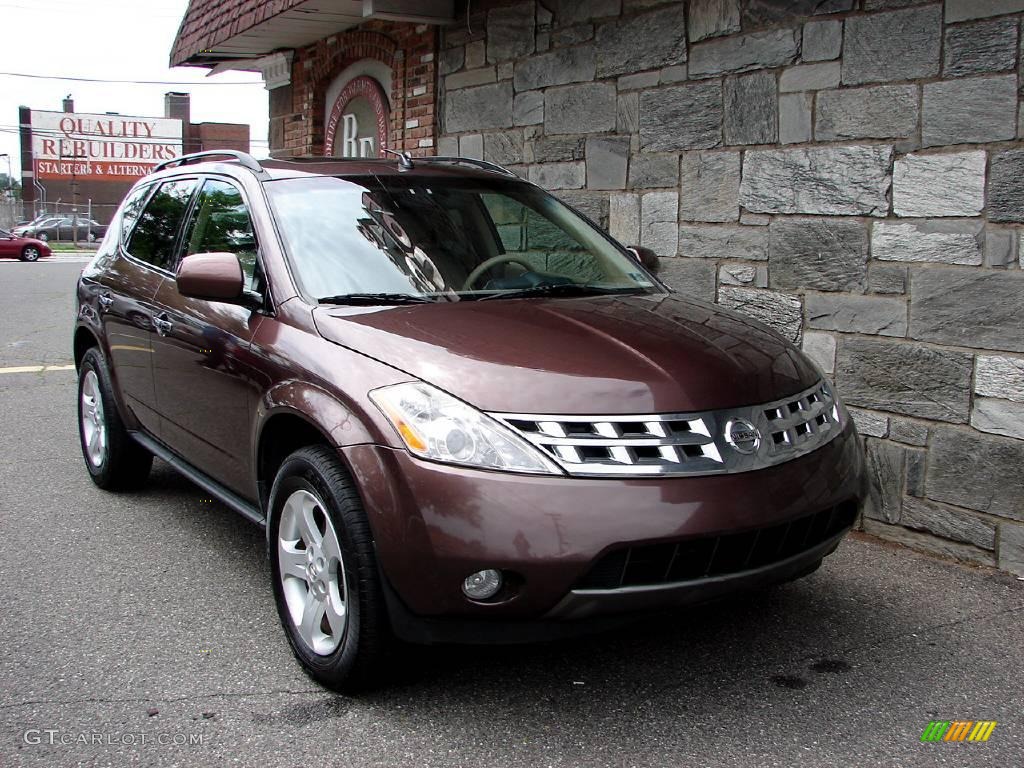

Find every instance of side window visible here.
[181,179,261,292]
[118,185,152,245]
[125,179,197,271]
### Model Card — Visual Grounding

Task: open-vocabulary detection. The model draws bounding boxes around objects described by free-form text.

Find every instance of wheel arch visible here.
[73,325,101,370]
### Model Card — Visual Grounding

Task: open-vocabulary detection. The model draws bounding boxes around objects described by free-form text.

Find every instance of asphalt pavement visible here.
[0,259,1022,767]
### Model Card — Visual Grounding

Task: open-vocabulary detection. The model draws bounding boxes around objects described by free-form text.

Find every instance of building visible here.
[18,93,250,224]
[171,0,1024,576]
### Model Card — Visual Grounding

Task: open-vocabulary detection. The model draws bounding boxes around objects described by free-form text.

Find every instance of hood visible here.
[312,294,820,414]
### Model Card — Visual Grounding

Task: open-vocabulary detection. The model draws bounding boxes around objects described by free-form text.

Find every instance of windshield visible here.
[264,175,661,303]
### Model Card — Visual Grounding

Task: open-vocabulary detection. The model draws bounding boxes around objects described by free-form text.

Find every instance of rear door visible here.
[0,229,17,258]
[98,179,198,435]
[150,176,266,494]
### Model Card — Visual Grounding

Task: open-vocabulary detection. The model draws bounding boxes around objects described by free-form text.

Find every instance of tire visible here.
[20,246,41,262]
[268,445,391,692]
[87,231,97,243]
[38,231,48,242]
[77,348,153,490]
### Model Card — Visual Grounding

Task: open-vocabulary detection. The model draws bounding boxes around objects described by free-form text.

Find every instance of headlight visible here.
[370,382,561,474]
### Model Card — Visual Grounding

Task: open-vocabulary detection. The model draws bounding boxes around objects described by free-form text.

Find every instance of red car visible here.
[0,228,51,261]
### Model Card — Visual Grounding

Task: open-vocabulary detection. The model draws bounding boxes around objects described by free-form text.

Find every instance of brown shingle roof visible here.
[170,0,306,67]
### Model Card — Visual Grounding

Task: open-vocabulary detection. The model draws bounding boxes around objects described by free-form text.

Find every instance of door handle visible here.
[98,293,113,311]
[153,314,173,336]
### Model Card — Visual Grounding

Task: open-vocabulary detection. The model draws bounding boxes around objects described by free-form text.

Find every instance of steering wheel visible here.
[462,254,536,291]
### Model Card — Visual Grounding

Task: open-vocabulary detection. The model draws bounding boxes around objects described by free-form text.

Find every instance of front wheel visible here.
[20,246,41,262]
[77,348,153,489]
[268,446,392,692]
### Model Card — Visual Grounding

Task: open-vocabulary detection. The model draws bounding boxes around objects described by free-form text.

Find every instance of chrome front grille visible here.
[490,380,843,478]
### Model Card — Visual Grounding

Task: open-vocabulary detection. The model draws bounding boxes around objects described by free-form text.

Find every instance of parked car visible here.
[73,151,865,692]
[0,228,51,261]
[24,215,106,242]
[12,212,54,235]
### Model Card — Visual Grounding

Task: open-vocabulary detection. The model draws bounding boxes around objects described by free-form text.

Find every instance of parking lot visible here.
[0,259,1022,767]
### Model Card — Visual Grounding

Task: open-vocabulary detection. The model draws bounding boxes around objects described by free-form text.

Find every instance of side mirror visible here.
[176,252,247,303]
[627,245,660,274]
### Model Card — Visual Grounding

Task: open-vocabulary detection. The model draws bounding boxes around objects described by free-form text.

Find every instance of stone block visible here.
[779,93,813,145]
[945,0,1024,23]
[944,18,1018,77]
[842,6,941,85]
[556,191,609,227]
[484,130,524,165]
[554,0,621,25]
[921,75,1017,147]
[863,438,904,523]
[640,81,723,151]
[928,427,1024,521]
[679,151,740,222]
[688,0,741,42]
[658,258,718,301]
[779,62,841,93]
[660,64,689,83]
[528,162,586,189]
[972,398,1024,440]
[532,136,585,163]
[867,263,907,295]
[717,287,803,343]
[616,92,639,135]
[740,146,892,217]
[802,19,843,61]
[861,519,995,567]
[806,294,907,337]
[678,225,768,261]
[641,191,680,256]
[910,268,1024,353]
[901,497,997,550]
[594,5,688,78]
[552,24,593,47]
[836,338,972,422]
[987,149,1024,223]
[513,90,544,126]
[849,407,889,438]
[802,331,836,374]
[815,85,919,141]
[871,221,984,266]
[719,263,768,288]
[892,151,985,217]
[975,355,1024,403]
[585,137,629,190]
[446,67,496,91]
[513,46,596,91]
[628,154,679,189]
[984,229,1016,267]
[905,448,926,497]
[445,82,514,133]
[459,133,483,160]
[724,71,777,145]
[440,46,464,76]
[1000,521,1024,576]
[689,29,800,78]
[618,71,661,91]
[609,193,640,244]
[743,0,853,27]
[437,135,459,156]
[487,3,535,63]
[769,218,868,292]
[889,417,928,446]
[465,40,485,69]
[544,83,616,135]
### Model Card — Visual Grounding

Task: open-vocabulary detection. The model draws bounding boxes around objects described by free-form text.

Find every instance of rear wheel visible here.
[20,246,41,262]
[38,232,48,242]
[77,348,153,489]
[268,445,391,692]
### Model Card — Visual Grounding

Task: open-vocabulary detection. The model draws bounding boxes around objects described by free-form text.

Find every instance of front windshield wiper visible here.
[475,284,642,301]
[317,293,437,306]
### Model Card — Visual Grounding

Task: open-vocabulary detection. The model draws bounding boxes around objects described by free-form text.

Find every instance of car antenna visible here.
[383,148,414,170]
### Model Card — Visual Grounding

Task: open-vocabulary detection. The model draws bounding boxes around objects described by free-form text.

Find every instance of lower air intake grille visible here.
[575,502,858,590]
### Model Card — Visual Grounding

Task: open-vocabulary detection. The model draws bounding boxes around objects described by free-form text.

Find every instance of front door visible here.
[150,178,265,495]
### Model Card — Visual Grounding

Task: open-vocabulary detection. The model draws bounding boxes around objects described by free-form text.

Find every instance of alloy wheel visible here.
[22,247,40,262]
[277,489,348,655]
[80,370,107,467]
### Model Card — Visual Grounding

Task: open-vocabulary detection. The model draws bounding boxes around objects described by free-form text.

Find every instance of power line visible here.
[0,72,263,86]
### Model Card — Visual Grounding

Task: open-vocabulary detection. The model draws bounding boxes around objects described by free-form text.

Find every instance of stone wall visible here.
[438,0,1024,575]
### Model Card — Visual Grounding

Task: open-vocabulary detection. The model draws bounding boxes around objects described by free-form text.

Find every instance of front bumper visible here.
[342,420,863,636]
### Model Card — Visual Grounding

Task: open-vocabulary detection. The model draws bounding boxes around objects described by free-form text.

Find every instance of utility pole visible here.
[60,152,87,246]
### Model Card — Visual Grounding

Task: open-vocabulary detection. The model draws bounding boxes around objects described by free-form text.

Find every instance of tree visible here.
[0,174,21,200]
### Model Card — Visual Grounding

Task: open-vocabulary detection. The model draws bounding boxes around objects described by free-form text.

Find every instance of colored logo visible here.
[920,721,997,742]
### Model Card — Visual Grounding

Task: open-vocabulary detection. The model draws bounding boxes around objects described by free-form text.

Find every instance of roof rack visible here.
[153,150,265,175]
[418,156,518,177]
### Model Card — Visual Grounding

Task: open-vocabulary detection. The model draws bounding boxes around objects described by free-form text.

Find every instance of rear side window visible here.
[181,179,260,291]
[118,185,152,244]
[125,179,197,271]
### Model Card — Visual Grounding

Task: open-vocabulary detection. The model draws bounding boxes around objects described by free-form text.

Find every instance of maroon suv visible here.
[74,151,864,691]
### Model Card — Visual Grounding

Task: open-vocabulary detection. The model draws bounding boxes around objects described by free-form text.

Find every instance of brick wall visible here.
[438,0,1024,575]
[270,21,438,158]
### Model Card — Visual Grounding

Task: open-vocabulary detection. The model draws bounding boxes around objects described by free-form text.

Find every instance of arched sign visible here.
[324,75,389,158]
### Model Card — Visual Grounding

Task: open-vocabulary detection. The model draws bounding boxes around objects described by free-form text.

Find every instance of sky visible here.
[0,0,270,179]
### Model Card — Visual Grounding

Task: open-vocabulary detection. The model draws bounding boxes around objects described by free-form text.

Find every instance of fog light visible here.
[462,569,503,600]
